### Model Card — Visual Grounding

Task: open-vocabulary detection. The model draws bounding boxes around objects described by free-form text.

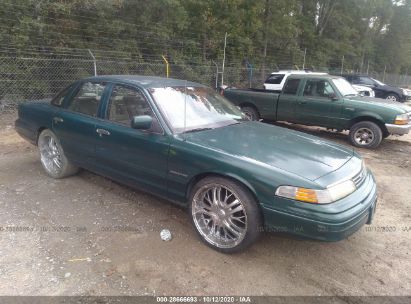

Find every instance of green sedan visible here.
[15,76,377,253]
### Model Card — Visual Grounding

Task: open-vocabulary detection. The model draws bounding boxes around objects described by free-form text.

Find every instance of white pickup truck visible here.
[264,70,375,97]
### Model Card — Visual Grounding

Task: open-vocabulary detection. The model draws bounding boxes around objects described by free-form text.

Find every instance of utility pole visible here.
[212,60,219,89]
[221,32,228,86]
[302,48,307,70]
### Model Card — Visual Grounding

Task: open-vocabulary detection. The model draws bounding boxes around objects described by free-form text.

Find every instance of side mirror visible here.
[329,93,338,100]
[131,115,152,130]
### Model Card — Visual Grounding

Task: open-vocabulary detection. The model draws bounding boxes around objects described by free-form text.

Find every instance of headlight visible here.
[275,179,356,204]
[402,89,409,96]
[394,113,409,125]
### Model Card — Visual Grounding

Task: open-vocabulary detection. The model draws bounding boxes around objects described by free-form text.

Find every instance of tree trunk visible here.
[261,0,270,79]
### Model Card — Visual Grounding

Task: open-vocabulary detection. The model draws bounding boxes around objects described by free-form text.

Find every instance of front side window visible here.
[283,79,301,95]
[265,74,285,84]
[67,82,106,116]
[150,86,246,133]
[303,80,335,98]
[51,85,74,107]
[107,85,161,133]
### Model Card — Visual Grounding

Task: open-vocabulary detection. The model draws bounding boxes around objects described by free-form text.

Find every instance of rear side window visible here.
[283,79,300,95]
[265,74,285,84]
[67,82,106,116]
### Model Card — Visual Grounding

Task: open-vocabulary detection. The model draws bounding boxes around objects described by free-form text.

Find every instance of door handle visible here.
[96,128,110,136]
[298,101,307,105]
[53,117,64,123]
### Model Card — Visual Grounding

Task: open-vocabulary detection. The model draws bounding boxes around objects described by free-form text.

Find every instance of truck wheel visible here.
[385,93,400,102]
[38,129,79,178]
[349,121,383,149]
[241,106,260,121]
[189,176,262,253]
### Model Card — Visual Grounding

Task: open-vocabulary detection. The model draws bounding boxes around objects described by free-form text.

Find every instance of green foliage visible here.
[0,0,410,73]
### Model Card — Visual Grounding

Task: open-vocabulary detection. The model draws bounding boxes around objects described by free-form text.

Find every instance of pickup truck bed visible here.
[223,89,280,121]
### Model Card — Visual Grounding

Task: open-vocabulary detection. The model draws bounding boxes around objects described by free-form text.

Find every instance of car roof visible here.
[270,70,328,75]
[287,74,341,79]
[341,74,371,77]
[82,75,205,89]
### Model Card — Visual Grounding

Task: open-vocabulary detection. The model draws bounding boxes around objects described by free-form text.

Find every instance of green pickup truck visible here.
[223,74,411,148]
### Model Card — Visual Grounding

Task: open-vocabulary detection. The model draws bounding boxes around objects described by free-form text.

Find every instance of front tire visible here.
[189,176,262,253]
[349,121,383,149]
[38,129,79,178]
[385,93,400,102]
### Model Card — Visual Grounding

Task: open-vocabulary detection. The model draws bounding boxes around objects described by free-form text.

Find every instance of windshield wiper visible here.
[182,127,213,134]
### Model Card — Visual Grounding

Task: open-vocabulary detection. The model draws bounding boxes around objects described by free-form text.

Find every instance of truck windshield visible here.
[332,78,358,96]
[150,86,246,133]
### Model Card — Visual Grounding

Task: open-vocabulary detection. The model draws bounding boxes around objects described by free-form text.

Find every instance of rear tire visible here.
[189,176,262,253]
[349,121,383,149]
[241,106,260,121]
[38,129,79,179]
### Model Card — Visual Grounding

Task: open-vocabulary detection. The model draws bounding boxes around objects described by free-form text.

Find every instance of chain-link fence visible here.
[1,50,410,111]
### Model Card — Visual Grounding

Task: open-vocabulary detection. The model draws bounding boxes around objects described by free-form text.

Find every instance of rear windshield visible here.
[265,74,285,84]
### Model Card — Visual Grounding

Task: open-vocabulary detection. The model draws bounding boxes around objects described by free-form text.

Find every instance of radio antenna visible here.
[183,80,187,141]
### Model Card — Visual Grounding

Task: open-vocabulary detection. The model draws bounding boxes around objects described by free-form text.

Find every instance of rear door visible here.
[295,78,342,127]
[53,81,108,167]
[276,78,302,122]
[94,83,170,197]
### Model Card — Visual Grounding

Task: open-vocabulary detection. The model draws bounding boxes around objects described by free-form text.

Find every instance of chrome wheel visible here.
[354,127,374,145]
[192,184,247,249]
[39,135,62,175]
[386,95,398,102]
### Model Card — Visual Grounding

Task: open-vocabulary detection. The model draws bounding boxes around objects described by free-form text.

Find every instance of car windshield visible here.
[332,78,358,96]
[150,86,246,133]
[372,78,385,86]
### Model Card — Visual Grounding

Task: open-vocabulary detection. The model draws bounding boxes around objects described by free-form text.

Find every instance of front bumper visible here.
[262,171,378,241]
[403,95,411,102]
[385,123,411,135]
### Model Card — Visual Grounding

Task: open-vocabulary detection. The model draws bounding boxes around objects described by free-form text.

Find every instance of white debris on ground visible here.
[160,229,172,241]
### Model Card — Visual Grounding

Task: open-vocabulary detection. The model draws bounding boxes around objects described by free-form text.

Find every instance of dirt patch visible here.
[0,112,410,296]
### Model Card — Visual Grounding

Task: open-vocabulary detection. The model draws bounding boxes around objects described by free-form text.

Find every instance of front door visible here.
[295,79,341,127]
[94,84,170,197]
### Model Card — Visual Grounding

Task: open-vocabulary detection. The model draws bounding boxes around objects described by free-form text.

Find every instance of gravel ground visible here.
[0,111,410,296]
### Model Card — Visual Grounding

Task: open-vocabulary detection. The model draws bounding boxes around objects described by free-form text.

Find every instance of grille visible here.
[352,167,367,188]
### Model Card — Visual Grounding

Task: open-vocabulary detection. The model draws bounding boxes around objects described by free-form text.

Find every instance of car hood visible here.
[347,96,411,112]
[378,84,402,93]
[185,122,354,181]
